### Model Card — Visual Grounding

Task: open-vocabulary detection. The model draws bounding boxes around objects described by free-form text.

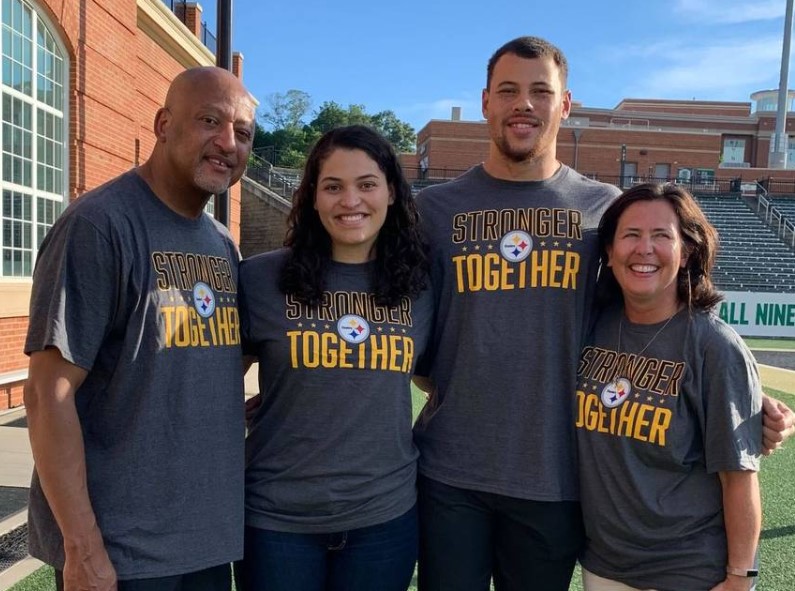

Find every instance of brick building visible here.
[407,93,795,190]
[0,0,244,410]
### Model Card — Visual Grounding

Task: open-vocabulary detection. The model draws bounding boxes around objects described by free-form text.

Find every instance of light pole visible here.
[619,144,627,188]
[214,0,233,227]
[573,129,583,171]
[771,0,794,168]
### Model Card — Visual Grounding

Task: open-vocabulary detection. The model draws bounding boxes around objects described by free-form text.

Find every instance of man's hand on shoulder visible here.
[762,395,795,456]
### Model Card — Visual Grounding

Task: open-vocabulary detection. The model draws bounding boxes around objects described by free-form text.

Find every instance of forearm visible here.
[719,470,761,575]
[26,385,99,548]
[24,352,99,550]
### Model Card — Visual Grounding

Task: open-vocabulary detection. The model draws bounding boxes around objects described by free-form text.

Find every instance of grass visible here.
[10,386,794,591]
[745,338,795,351]
[7,565,52,591]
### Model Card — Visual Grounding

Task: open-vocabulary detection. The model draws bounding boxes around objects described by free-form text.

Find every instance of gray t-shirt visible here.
[239,249,433,533]
[413,164,619,501]
[25,171,245,579]
[576,306,762,590]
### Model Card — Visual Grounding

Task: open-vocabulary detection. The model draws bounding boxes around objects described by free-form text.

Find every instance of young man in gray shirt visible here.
[412,36,795,591]
[24,67,255,591]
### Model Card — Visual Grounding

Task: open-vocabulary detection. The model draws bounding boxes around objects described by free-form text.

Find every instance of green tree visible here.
[370,110,416,153]
[308,102,416,153]
[253,92,417,169]
[261,89,311,130]
[309,102,373,132]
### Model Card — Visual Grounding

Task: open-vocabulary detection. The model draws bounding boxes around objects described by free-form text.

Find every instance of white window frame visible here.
[1,0,68,278]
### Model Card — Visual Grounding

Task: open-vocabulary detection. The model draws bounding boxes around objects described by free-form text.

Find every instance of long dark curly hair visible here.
[596,182,722,311]
[279,125,428,307]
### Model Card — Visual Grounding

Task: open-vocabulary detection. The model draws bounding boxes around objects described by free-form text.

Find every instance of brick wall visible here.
[0,0,241,410]
[0,316,29,409]
[418,114,795,184]
[0,317,29,374]
[239,177,291,259]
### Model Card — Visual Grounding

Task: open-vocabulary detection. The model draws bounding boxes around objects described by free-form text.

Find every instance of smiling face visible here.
[157,68,255,205]
[314,148,394,263]
[482,53,571,179]
[606,199,689,321]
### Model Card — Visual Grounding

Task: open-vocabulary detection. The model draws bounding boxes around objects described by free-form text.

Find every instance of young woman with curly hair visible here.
[236,125,431,591]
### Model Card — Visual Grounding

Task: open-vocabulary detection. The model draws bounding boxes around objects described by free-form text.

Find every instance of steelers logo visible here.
[337,314,370,344]
[192,282,216,318]
[601,378,632,408]
[500,231,533,262]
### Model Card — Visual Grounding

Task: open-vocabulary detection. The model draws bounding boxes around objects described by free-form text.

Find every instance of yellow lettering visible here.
[388,335,403,371]
[371,335,388,370]
[648,407,672,446]
[632,404,654,441]
[303,331,320,368]
[321,332,338,367]
[161,306,175,348]
[287,330,301,368]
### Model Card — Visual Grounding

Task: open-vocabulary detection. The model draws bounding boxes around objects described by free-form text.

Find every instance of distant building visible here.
[404,93,795,189]
[0,0,244,410]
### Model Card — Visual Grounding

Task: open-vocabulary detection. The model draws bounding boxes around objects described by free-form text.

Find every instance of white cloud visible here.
[619,36,785,100]
[674,0,783,24]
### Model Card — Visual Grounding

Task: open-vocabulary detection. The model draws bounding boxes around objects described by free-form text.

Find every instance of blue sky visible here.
[201,0,791,133]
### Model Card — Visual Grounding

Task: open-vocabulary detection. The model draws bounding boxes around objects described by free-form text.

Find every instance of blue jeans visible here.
[417,476,584,591]
[237,505,417,591]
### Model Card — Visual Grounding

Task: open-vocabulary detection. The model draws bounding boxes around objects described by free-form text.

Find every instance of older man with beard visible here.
[24,67,255,591]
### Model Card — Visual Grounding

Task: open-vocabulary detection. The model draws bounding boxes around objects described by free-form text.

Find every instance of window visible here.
[722,138,745,165]
[787,138,795,170]
[1,0,67,277]
[653,163,670,182]
[620,162,637,188]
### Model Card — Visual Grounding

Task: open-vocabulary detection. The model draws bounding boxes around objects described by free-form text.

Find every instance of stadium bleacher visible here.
[695,194,795,293]
[769,196,795,222]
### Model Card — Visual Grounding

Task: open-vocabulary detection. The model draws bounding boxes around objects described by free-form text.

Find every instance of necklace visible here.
[600,310,678,409]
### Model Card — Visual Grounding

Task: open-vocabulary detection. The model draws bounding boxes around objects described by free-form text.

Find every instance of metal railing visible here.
[246,155,299,199]
[757,192,795,248]
[202,24,217,55]
[161,1,216,54]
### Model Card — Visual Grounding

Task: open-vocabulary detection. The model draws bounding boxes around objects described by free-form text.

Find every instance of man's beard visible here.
[494,134,539,163]
[194,169,234,195]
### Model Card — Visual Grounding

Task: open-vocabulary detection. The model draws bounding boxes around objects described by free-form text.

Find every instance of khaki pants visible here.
[581,568,657,591]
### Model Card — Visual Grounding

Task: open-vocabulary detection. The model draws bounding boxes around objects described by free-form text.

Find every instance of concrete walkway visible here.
[0,406,40,591]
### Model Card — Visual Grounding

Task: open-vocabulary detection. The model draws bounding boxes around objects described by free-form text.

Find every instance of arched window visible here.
[1,0,67,277]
